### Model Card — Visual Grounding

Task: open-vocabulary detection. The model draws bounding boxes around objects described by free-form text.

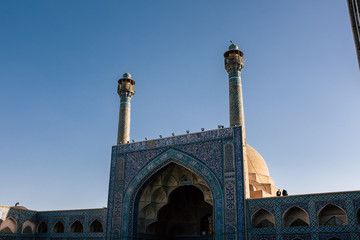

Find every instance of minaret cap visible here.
[118,72,135,97]
[228,43,239,50]
[224,42,244,58]
[123,73,131,78]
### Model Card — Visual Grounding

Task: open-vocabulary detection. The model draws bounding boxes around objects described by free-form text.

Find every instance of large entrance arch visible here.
[136,163,214,238]
[121,149,224,240]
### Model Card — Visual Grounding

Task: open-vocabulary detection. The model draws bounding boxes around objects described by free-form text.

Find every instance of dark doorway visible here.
[146,185,213,238]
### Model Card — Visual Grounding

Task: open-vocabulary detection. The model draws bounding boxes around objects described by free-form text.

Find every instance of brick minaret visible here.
[117,73,135,144]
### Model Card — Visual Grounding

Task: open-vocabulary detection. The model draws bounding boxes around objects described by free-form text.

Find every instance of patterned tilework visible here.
[52,216,66,226]
[89,214,105,225]
[224,143,235,172]
[123,148,166,188]
[106,146,117,240]
[250,233,276,240]
[249,205,276,216]
[281,202,309,215]
[115,128,233,153]
[119,149,224,239]
[282,233,311,240]
[225,183,236,211]
[69,215,85,225]
[223,141,237,239]
[0,207,106,239]
[113,158,125,222]
[315,200,347,212]
[247,191,360,240]
[118,97,131,144]
[318,232,351,240]
[228,69,244,127]
[175,141,223,183]
[234,126,246,239]
[36,216,49,225]
[229,80,242,126]
[353,199,360,213]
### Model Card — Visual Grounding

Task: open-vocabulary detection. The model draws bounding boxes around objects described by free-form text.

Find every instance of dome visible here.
[229,43,239,50]
[246,144,270,177]
[123,73,131,78]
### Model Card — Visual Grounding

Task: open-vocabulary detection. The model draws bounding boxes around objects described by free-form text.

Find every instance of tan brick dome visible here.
[246,144,270,177]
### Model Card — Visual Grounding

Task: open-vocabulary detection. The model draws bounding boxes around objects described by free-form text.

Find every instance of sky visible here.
[0,1,359,211]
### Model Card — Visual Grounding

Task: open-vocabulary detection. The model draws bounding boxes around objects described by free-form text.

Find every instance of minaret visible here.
[224,43,250,199]
[224,42,245,127]
[117,73,135,144]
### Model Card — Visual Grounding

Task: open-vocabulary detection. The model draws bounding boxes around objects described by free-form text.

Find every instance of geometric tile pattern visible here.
[105,127,242,239]
[119,148,225,239]
[229,79,242,126]
[115,128,233,153]
[247,191,360,240]
[118,96,132,144]
[0,207,107,239]
[175,141,224,183]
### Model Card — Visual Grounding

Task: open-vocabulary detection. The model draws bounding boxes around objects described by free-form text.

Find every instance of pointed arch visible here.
[137,163,213,236]
[52,220,65,233]
[282,206,310,227]
[21,220,35,234]
[121,148,224,239]
[70,220,83,233]
[318,204,348,226]
[89,219,103,232]
[0,217,18,234]
[251,208,275,228]
[37,221,48,233]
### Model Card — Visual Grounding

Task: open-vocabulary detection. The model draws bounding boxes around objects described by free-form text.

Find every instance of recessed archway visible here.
[282,206,310,227]
[0,217,18,234]
[318,204,348,226]
[21,220,36,235]
[37,221,48,233]
[89,219,103,232]
[52,221,65,233]
[136,163,214,238]
[69,220,83,233]
[251,208,275,228]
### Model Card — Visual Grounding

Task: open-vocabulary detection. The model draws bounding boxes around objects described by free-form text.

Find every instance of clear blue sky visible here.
[0,1,359,211]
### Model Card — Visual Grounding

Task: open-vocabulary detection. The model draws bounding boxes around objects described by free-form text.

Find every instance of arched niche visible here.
[122,149,224,240]
[37,221,48,233]
[251,208,275,228]
[282,206,310,227]
[21,220,36,235]
[0,217,18,234]
[318,204,348,226]
[89,219,103,232]
[136,163,214,238]
[52,220,65,233]
[70,220,83,233]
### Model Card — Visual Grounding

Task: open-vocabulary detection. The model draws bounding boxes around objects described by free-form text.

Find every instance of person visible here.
[276,189,281,196]
[282,189,288,196]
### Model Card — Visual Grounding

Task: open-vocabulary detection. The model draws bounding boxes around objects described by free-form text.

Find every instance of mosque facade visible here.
[1,44,360,240]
